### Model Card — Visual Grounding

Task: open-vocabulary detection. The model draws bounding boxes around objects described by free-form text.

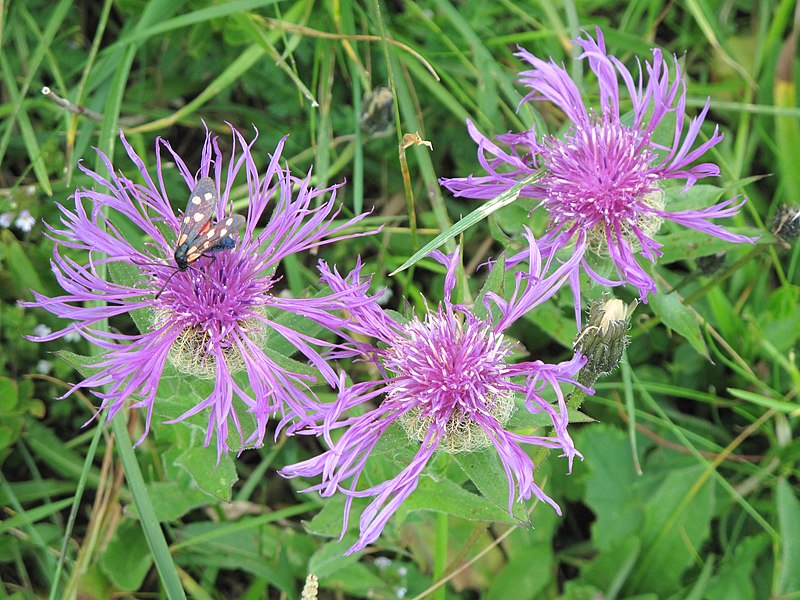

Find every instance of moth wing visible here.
[177,177,218,246]
[194,213,246,254]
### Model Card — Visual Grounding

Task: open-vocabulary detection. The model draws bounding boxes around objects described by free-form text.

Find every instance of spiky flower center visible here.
[152,256,271,379]
[540,118,665,252]
[385,309,515,453]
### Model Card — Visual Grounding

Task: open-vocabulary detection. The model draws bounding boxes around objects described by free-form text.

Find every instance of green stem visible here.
[433,511,448,600]
[111,413,187,600]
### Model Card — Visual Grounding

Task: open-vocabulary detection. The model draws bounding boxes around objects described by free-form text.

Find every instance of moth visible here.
[155,177,245,298]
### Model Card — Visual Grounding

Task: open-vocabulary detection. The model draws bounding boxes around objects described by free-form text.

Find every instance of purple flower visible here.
[282,234,588,554]
[25,126,372,457]
[441,28,754,301]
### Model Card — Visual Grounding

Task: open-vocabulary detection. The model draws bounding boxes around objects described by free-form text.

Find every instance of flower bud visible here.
[574,295,637,384]
[360,87,394,134]
[772,205,800,244]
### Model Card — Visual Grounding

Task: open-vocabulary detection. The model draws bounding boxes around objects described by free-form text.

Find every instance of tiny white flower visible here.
[36,360,53,375]
[32,324,52,338]
[0,212,14,228]
[15,209,35,232]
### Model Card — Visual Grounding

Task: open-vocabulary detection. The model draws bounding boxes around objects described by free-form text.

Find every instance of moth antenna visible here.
[153,264,210,299]
[154,269,181,300]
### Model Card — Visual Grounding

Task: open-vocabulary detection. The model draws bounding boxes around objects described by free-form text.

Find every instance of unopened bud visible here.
[360,87,394,134]
[697,251,726,275]
[772,205,800,245]
[574,295,637,384]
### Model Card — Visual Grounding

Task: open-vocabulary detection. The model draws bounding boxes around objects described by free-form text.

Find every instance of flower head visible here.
[282,234,588,553]
[441,28,754,301]
[25,126,372,457]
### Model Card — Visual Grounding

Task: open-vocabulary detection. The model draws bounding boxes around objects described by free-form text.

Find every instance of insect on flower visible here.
[156,177,245,298]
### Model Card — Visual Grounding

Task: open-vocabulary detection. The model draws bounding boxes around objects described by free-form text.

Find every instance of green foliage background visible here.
[1,1,799,599]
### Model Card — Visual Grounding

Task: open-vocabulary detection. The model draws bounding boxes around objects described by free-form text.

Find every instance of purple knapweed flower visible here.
[282,234,588,554]
[441,28,754,302]
[25,126,373,457]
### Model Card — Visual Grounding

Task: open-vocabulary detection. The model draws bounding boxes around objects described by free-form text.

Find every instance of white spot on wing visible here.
[204,192,213,201]
[193,212,204,222]
[218,228,228,238]
[191,196,202,205]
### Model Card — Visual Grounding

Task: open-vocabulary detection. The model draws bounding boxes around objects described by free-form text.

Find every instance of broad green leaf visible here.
[174,447,237,501]
[453,448,528,521]
[521,298,579,350]
[3,233,45,300]
[485,540,554,600]
[507,404,595,430]
[632,464,714,595]
[137,481,215,522]
[99,519,153,592]
[307,537,362,578]
[579,426,645,550]
[305,495,349,538]
[55,350,106,376]
[649,291,709,359]
[313,556,389,595]
[397,475,518,523]
[0,376,17,412]
[663,183,725,211]
[657,228,755,264]
[705,535,768,600]
[581,536,641,595]
[176,521,295,595]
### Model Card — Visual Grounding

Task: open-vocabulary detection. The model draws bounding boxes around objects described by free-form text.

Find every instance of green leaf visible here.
[0,498,73,536]
[390,170,545,275]
[663,183,725,211]
[134,481,213,522]
[631,464,715,595]
[24,421,102,487]
[99,519,153,591]
[315,558,389,595]
[397,475,519,523]
[578,426,645,550]
[3,233,45,300]
[507,404,595,429]
[657,228,754,264]
[307,537,362,578]
[705,535,769,600]
[581,536,642,595]
[485,540,554,600]
[649,291,709,359]
[305,494,348,538]
[453,448,527,521]
[473,253,506,322]
[174,521,296,595]
[54,350,107,377]
[777,477,800,594]
[174,447,238,501]
[0,376,18,412]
